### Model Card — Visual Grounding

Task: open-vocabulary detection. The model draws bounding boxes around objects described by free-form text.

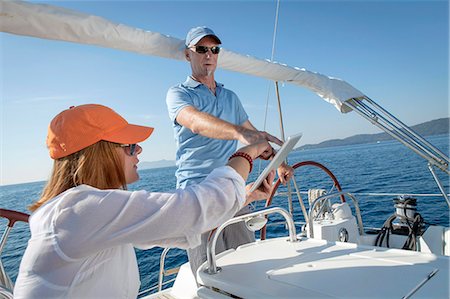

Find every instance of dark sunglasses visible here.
[120,144,138,156]
[189,45,221,55]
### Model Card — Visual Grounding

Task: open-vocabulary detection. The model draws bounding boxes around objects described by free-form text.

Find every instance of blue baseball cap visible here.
[185,26,221,47]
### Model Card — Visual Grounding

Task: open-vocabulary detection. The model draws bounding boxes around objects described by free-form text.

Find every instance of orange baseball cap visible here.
[47,104,154,159]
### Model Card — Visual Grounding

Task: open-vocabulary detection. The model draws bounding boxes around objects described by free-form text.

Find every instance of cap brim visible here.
[188,35,221,47]
[103,124,154,144]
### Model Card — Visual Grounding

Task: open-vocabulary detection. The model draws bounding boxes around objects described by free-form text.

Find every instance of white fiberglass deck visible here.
[197,237,449,298]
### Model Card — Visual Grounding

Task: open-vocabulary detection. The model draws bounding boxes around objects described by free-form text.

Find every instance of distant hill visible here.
[139,159,175,170]
[296,117,449,151]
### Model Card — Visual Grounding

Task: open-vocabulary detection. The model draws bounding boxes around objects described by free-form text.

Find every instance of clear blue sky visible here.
[1,0,448,186]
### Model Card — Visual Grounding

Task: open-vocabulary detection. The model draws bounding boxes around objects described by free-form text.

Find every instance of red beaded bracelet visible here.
[229,151,253,173]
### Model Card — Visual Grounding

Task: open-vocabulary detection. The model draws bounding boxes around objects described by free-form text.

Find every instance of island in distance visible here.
[139,117,449,169]
[139,159,175,170]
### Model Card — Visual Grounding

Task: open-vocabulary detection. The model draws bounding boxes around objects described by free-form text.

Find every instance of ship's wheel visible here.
[260,161,345,240]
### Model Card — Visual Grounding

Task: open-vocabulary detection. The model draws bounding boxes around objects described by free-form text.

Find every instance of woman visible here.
[13,104,274,298]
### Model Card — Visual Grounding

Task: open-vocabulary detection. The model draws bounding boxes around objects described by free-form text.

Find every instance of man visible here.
[166,26,293,274]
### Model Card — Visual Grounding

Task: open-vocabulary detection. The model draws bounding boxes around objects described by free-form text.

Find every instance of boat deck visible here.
[198,237,449,298]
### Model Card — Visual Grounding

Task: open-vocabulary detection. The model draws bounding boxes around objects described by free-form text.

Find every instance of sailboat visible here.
[1,1,448,298]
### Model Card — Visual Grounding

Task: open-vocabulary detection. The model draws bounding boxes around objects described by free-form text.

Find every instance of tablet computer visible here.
[249,133,302,193]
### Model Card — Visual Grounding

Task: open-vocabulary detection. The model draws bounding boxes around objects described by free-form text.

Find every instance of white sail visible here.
[0,0,365,113]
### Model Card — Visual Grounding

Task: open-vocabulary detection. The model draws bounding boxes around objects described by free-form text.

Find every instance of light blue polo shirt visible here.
[166,76,249,188]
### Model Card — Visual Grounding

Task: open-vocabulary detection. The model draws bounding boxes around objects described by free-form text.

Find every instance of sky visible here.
[1,0,448,186]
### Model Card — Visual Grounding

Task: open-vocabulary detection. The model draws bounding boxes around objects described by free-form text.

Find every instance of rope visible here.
[375,198,424,250]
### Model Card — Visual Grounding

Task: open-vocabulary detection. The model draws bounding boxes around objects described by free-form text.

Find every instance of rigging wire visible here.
[260,0,281,172]
[262,0,281,129]
[254,0,281,213]
[270,0,281,62]
[268,0,295,216]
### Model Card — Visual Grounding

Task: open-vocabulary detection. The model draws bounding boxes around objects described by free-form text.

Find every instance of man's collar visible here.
[184,76,224,89]
[184,76,201,88]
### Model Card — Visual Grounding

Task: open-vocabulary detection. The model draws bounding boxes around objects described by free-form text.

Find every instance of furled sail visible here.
[0,0,365,113]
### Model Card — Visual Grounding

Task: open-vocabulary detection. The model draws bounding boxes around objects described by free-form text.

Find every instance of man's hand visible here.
[238,127,283,147]
[277,162,294,185]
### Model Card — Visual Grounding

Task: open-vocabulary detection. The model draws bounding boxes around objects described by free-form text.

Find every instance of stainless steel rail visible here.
[0,286,14,299]
[0,228,14,294]
[344,97,449,173]
[206,207,298,275]
[276,190,449,198]
[428,163,450,207]
[343,97,449,207]
[137,247,179,297]
[0,209,29,297]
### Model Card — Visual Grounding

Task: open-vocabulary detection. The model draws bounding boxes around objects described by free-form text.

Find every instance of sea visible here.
[1,134,449,295]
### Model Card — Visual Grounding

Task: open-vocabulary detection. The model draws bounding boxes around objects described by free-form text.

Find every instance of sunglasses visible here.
[189,45,221,55]
[120,144,139,156]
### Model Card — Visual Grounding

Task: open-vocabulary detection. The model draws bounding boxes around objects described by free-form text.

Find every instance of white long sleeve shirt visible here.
[14,166,245,299]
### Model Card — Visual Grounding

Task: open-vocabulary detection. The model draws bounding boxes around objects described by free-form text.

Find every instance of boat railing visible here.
[206,207,297,275]
[276,189,450,205]
[137,247,180,298]
[157,247,180,292]
[276,190,449,202]
[273,189,448,220]
[0,209,30,299]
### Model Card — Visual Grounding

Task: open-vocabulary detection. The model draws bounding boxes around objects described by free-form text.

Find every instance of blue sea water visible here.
[1,134,448,294]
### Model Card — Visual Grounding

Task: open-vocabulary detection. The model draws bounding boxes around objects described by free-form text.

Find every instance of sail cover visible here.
[0,1,365,113]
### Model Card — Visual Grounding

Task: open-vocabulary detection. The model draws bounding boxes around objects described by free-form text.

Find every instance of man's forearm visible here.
[190,114,271,145]
[177,106,242,140]
[177,106,281,146]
